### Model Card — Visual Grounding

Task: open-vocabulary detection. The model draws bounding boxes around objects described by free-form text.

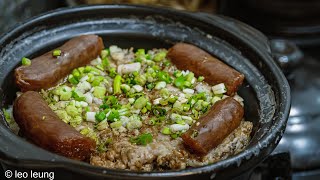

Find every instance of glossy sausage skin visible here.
[181,97,244,155]
[13,91,96,160]
[15,35,104,92]
[167,43,244,95]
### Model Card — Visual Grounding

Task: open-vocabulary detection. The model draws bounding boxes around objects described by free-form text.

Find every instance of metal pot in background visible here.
[0,0,65,34]
[218,0,320,48]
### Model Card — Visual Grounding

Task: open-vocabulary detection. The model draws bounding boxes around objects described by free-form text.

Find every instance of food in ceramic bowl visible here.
[4,34,252,171]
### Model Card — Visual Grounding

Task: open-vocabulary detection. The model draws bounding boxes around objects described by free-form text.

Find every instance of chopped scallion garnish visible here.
[52,49,62,57]
[113,75,122,95]
[134,96,148,109]
[198,76,205,82]
[153,51,167,62]
[107,109,120,122]
[21,57,31,66]
[130,133,153,146]
[95,111,106,122]
[161,127,171,135]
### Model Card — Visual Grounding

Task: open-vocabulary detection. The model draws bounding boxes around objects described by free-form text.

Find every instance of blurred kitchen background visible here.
[1,0,320,179]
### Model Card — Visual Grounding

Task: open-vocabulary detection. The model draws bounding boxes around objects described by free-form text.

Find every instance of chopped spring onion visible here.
[21,57,31,66]
[97,138,112,152]
[71,91,85,101]
[182,104,191,111]
[90,57,102,66]
[202,101,209,107]
[212,83,227,94]
[95,111,106,122]
[183,88,194,94]
[170,113,182,122]
[135,49,145,57]
[102,57,110,69]
[66,105,78,117]
[104,96,119,107]
[146,102,152,110]
[185,72,194,82]
[182,115,193,125]
[120,84,131,93]
[93,86,106,99]
[110,121,122,129]
[141,107,147,114]
[84,93,93,104]
[172,101,183,112]
[157,71,172,83]
[152,106,166,117]
[84,66,93,73]
[59,90,72,101]
[118,108,129,116]
[70,116,82,127]
[159,88,170,98]
[168,96,178,103]
[72,69,81,80]
[132,85,143,92]
[159,99,168,106]
[126,118,142,130]
[198,76,205,82]
[149,118,156,125]
[174,76,186,89]
[233,94,244,103]
[128,98,135,104]
[68,75,79,85]
[107,109,120,122]
[194,100,204,111]
[100,49,109,59]
[97,119,109,131]
[171,133,180,139]
[155,81,166,90]
[55,110,71,123]
[77,81,91,93]
[134,96,148,109]
[161,127,171,135]
[113,75,122,95]
[174,70,182,77]
[80,127,90,135]
[153,51,167,62]
[163,60,171,66]
[109,67,117,78]
[135,49,148,62]
[153,98,161,105]
[169,124,189,133]
[117,63,141,75]
[78,67,85,74]
[2,108,11,123]
[129,133,153,146]
[146,83,155,90]
[91,76,104,87]
[52,49,62,57]
[134,74,146,86]
[211,96,222,105]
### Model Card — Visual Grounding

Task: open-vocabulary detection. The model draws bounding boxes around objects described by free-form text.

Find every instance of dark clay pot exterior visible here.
[0,5,290,180]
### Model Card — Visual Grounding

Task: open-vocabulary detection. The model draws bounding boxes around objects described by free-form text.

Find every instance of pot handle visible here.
[270,39,303,74]
[194,12,271,53]
[194,12,303,74]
